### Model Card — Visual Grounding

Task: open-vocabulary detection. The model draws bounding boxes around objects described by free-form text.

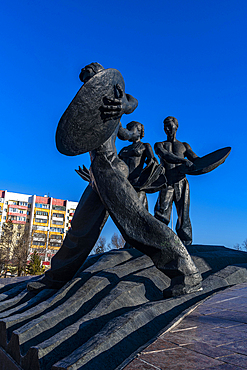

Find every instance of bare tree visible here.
[242,239,247,252]
[92,237,107,254]
[11,227,30,276]
[91,233,125,255]
[111,233,125,249]
[234,243,241,251]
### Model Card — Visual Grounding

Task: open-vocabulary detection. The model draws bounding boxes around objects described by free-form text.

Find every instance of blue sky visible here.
[1,0,246,249]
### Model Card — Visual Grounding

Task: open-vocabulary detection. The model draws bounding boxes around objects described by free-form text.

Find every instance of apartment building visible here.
[0,190,78,267]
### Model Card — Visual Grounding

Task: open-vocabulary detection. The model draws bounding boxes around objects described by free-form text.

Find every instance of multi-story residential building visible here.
[0,190,78,267]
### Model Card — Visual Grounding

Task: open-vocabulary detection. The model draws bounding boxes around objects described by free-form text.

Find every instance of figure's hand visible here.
[185,159,195,168]
[100,84,127,120]
[75,165,90,182]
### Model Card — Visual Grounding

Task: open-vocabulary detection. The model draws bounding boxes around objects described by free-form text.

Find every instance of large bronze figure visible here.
[154,116,196,245]
[28,64,202,297]
[154,116,231,246]
[119,121,166,210]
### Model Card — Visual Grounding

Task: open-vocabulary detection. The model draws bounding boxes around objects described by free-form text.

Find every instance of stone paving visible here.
[123,283,247,369]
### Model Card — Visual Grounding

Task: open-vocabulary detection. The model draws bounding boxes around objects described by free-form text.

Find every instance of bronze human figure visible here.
[119,121,166,210]
[154,116,231,247]
[154,116,196,245]
[28,65,202,297]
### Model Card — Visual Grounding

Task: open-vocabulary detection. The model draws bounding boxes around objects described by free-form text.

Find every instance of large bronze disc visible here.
[56,68,125,156]
[179,147,231,175]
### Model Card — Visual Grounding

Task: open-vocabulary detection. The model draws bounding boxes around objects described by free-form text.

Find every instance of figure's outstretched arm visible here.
[117,122,140,142]
[124,93,138,114]
[154,142,192,165]
[183,142,199,162]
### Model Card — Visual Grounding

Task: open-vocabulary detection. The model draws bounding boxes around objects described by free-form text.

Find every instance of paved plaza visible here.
[124,283,247,369]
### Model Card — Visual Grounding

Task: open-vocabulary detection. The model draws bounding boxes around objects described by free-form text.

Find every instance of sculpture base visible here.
[0,245,247,370]
[0,346,22,370]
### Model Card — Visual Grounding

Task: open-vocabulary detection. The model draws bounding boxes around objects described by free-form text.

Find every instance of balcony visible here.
[34,219,48,224]
[52,205,66,211]
[51,221,64,226]
[50,227,64,233]
[49,243,61,248]
[35,214,48,219]
[52,216,64,221]
[8,212,27,217]
[8,204,28,210]
[32,225,48,231]
[33,237,46,242]
[31,244,46,249]
[49,238,62,243]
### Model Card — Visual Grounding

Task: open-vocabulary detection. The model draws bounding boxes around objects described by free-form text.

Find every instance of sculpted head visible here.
[127,121,144,141]
[163,116,178,137]
[79,62,104,83]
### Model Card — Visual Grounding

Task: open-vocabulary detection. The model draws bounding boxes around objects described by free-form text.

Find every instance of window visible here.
[36,211,48,216]
[49,242,61,248]
[32,241,46,246]
[50,227,64,233]
[33,233,46,240]
[17,216,25,221]
[35,203,49,209]
[28,204,31,208]
[9,216,16,220]
[27,211,30,215]
[49,234,62,240]
[52,205,66,211]
[34,225,47,231]
[19,202,27,206]
[48,249,57,254]
[52,220,63,225]
[35,218,47,223]
[52,213,64,218]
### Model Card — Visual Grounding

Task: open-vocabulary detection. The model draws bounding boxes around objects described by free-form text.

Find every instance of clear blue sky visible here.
[1,0,246,249]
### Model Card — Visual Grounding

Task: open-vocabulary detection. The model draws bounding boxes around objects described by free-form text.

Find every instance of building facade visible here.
[0,190,78,267]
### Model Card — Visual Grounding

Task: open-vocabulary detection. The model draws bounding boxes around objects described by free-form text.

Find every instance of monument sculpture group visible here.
[0,62,241,370]
[27,62,230,297]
